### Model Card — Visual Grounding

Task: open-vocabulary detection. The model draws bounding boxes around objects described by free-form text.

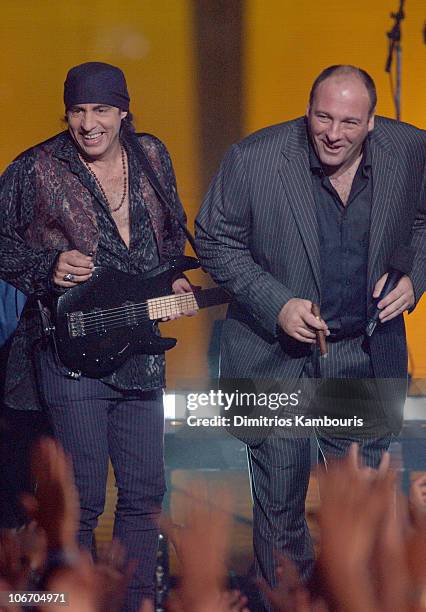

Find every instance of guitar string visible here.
[72,293,196,321]
[72,296,198,333]
[79,303,196,331]
[76,309,193,335]
[68,287,221,326]
[78,302,196,331]
[72,318,165,335]
[79,295,197,325]
[65,287,225,336]
[74,294,197,324]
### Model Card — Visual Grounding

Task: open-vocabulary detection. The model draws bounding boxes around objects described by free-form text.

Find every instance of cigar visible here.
[311,303,328,357]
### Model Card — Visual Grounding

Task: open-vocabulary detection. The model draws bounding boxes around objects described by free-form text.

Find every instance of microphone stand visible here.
[385,0,405,121]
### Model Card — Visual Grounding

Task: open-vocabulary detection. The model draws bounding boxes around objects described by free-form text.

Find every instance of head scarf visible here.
[64,62,130,110]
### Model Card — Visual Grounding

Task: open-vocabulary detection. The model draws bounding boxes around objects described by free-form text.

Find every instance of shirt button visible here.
[345,279,351,286]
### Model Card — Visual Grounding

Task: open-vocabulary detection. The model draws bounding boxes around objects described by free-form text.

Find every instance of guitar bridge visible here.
[67,311,86,338]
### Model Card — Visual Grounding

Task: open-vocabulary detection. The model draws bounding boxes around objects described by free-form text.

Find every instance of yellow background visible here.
[1,0,425,378]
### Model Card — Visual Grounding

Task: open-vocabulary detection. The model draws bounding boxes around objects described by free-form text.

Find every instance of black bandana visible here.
[64,62,130,111]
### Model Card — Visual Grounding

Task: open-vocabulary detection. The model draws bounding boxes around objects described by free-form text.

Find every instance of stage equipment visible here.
[385,0,405,120]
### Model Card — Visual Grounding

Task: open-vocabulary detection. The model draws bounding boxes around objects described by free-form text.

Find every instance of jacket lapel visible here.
[367,130,398,294]
[125,133,164,253]
[54,131,165,254]
[278,120,321,295]
[277,120,399,299]
[51,132,101,239]
[54,134,106,205]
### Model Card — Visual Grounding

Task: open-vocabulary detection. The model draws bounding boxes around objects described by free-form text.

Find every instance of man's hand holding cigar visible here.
[278,298,329,356]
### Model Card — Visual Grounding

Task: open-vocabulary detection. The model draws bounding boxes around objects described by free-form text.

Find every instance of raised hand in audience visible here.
[0,522,46,593]
[22,437,79,554]
[0,530,31,592]
[257,553,328,612]
[409,474,426,521]
[162,481,250,611]
[318,443,406,612]
[406,474,426,612]
[94,539,136,612]
[43,542,137,612]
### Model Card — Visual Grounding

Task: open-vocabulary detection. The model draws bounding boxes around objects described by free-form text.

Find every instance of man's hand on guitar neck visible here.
[163,277,199,321]
[53,252,198,319]
[53,249,94,287]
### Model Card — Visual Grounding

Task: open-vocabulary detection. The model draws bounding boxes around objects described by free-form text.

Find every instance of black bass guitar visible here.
[53,256,230,378]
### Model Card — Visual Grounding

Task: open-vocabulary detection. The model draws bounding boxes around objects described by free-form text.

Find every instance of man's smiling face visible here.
[307,75,374,174]
[66,103,127,161]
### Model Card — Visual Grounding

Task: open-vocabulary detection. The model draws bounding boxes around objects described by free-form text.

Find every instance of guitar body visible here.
[54,256,200,378]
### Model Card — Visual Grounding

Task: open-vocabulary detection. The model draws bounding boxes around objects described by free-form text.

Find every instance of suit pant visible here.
[246,335,393,609]
[36,346,165,612]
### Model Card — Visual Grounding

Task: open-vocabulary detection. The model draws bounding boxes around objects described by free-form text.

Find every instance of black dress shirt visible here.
[309,138,372,338]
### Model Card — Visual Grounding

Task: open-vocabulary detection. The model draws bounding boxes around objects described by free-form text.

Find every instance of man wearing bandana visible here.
[0,62,190,611]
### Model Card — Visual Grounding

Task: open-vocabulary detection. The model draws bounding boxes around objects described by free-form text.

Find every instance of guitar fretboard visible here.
[147,293,199,319]
[67,287,231,339]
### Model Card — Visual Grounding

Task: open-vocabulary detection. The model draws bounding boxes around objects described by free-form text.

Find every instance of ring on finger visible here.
[63,273,75,282]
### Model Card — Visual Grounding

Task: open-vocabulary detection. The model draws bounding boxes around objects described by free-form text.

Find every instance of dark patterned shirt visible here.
[0,129,186,410]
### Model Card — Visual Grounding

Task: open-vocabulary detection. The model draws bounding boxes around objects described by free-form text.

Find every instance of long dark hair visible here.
[121,111,136,134]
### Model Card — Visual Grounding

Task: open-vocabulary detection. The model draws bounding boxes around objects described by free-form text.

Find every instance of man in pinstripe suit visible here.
[195,65,425,600]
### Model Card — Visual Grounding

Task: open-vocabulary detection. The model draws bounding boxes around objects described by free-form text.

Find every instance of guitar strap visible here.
[135,133,198,256]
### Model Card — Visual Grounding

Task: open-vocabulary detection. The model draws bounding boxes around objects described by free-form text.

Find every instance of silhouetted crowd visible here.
[0,438,425,611]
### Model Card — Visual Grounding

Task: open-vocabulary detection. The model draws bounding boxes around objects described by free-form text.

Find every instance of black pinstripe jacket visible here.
[195,116,425,432]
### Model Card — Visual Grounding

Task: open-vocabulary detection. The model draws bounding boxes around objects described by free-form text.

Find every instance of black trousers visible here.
[36,347,165,612]
[247,336,393,610]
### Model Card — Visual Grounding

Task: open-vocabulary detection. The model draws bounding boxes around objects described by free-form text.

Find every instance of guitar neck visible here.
[147,287,231,320]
